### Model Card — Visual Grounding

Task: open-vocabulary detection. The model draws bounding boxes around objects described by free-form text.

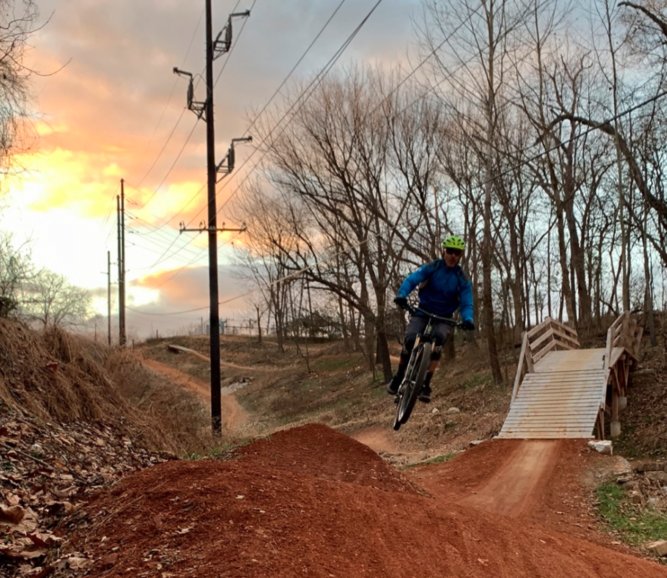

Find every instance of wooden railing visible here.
[511,317,580,402]
[508,312,642,439]
[604,311,643,368]
[600,311,644,439]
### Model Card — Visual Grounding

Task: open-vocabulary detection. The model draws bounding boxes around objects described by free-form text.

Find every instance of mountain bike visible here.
[392,306,460,431]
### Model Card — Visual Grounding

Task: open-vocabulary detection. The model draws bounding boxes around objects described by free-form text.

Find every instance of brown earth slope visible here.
[61,424,666,577]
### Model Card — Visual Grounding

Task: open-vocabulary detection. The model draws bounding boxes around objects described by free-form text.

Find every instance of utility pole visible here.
[174,2,250,435]
[117,179,126,347]
[107,250,111,346]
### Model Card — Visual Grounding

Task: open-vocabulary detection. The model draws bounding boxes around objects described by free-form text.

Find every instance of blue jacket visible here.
[396,260,474,323]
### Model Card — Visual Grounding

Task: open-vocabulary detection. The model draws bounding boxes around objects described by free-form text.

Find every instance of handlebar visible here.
[405,305,460,326]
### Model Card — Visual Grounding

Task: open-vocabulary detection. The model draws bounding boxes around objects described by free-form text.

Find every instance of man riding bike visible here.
[387,235,475,403]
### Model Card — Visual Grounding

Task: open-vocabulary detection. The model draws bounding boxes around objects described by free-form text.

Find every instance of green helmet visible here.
[441,234,465,251]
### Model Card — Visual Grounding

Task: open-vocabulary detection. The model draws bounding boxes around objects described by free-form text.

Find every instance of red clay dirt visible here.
[64,424,666,578]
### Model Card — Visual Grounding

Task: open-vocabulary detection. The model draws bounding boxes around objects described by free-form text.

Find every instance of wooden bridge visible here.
[497,313,643,440]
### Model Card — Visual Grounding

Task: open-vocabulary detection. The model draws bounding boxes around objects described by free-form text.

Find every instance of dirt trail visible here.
[462,439,560,516]
[143,358,249,433]
[126,356,666,576]
[66,424,667,577]
[166,343,293,372]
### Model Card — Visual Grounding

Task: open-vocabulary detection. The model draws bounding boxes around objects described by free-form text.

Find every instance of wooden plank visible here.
[609,347,625,368]
[501,425,595,430]
[498,345,608,439]
[513,385,605,393]
[508,404,601,411]
[530,327,556,353]
[550,327,580,348]
[509,390,604,399]
[508,400,601,407]
[512,391,602,400]
[526,318,552,340]
[513,384,605,393]
[521,378,604,385]
[511,331,530,402]
[532,339,559,364]
[518,388,603,394]
[514,392,602,399]
[504,414,600,421]
[501,420,597,428]
[503,421,599,426]
[508,404,601,410]
[506,403,600,409]
[534,349,606,372]
[506,415,600,421]
[501,421,596,428]
[502,431,598,436]
[507,408,600,415]
[509,396,601,403]
[524,378,603,384]
[522,374,603,380]
[501,424,595,430]
[503,423,599,428]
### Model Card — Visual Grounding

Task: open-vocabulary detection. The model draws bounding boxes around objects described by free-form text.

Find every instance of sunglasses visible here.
[444,248,463,256]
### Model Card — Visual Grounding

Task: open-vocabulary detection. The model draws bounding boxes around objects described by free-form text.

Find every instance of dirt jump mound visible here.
[62,424,667,577]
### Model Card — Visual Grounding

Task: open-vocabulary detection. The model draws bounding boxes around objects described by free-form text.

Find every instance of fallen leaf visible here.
[0,505,25,525]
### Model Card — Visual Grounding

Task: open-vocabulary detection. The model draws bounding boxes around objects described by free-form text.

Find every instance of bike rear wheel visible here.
[393,342,432,429]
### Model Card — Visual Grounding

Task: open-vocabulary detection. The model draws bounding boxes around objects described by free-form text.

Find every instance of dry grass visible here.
[0,318,213,457]
[105,347,212,455]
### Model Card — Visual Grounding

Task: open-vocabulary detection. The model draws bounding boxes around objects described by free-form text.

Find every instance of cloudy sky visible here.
[3,0,423,339]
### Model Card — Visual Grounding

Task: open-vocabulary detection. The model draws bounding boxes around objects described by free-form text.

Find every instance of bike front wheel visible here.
[394,342,432,429]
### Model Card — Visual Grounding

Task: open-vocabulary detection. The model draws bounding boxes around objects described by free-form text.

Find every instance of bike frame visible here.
[392,306,459,431]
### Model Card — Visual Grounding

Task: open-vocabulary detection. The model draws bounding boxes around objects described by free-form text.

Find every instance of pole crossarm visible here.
[216,136,253,179]
[173,67,207,120]
[179,221,247,234]
[213,10,250,59]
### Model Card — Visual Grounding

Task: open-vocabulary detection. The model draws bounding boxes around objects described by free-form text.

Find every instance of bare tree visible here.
[420,0,544,383]
[22,270,91,328]
[551,1,667,268]
[0,0,38,171]
[0,232,33,316]
[243,66,448,380]
[232,182,308,352]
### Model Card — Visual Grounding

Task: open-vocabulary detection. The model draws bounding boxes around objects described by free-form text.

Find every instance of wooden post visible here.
[610,387,621,438]
[511,331,529,402]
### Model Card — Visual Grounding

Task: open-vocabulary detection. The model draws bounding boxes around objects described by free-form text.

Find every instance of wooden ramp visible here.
[497,314,642,440]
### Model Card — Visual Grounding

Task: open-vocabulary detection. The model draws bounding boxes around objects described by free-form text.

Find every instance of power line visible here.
[215,0,387,217]
[122,4,667,326]
[134,8,206,191]
[240,0,350,139]
[131,0,374,274]
[208,87,667,312]
[212,0,479,220]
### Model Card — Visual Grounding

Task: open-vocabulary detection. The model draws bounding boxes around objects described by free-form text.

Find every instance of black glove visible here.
[394,296,408,310]
[461,320,475,331]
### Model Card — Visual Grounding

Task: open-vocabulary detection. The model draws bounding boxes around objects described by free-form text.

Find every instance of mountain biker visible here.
[387,234,475,403]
